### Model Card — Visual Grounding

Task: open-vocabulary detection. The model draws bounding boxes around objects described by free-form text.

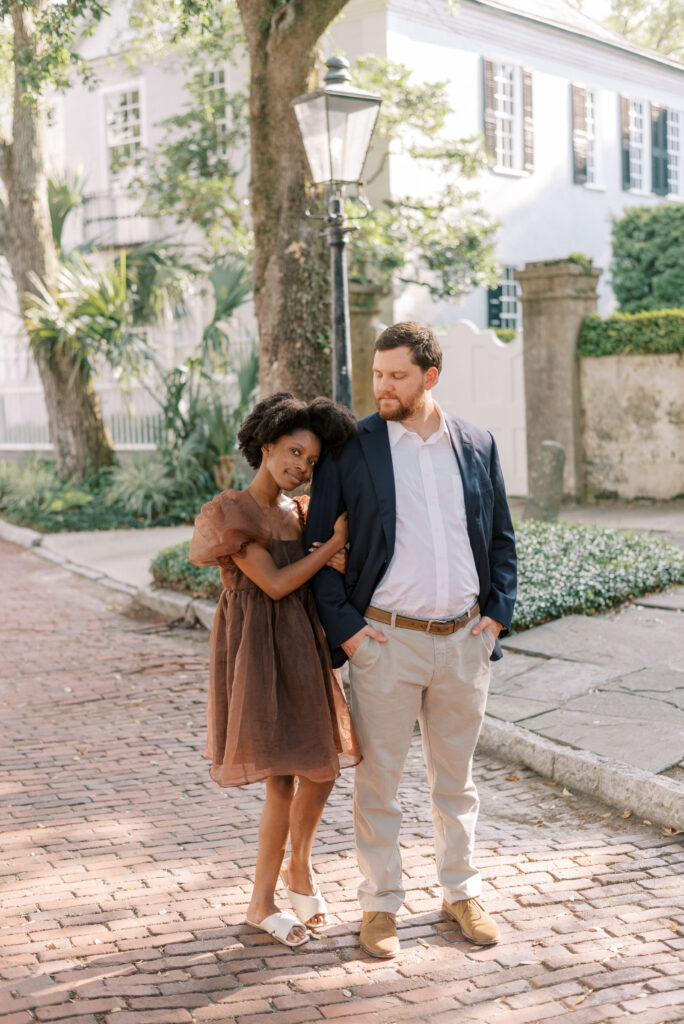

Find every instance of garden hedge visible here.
[150,522,684,633]
[578,308,684,358]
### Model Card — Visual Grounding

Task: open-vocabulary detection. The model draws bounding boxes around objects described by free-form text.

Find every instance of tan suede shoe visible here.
[359,911,400,958]
[442,896,500,945]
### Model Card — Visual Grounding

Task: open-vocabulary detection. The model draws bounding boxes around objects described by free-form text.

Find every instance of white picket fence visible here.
[0,315,528,494]
[0,381,164,450]
[434,320,527,496]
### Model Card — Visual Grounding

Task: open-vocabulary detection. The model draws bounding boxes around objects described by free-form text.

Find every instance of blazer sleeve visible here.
[306,452,368,656]
[481,433,517,634]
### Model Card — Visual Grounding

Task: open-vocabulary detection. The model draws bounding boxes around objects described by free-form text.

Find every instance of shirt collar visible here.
[386,405,448,448]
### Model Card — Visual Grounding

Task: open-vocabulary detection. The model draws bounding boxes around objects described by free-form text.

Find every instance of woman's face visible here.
[261,429,322,491]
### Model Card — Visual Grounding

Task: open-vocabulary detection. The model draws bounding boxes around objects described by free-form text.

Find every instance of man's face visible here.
[373,346,432,421]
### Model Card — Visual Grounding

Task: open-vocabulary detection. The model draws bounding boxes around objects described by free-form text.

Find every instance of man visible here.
[306,321,517,958]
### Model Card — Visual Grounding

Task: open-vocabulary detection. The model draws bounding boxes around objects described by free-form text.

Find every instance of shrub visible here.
[578,308,684,357]
[611,203,684,313]
[150,520,684,632]
[106,457,177,519]
[0,457,201,532]
[150,540,221,600]
[0,459,60,515]
[493,327,516,344]
[513,521,684,629]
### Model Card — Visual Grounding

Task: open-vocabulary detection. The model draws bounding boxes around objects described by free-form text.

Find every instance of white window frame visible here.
[491,62,524,173]
[500,266,521,331]
[667,108,683,198]
[203,67,229,162]
[100,80,146,192]
[628,98,649,193]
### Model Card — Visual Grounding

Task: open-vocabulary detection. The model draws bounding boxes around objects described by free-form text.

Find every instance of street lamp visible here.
[292,57,381,409]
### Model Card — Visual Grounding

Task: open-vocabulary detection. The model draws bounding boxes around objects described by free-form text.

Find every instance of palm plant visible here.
[201,257,252,367]
[48,168,86,254]
[24,243,196,388]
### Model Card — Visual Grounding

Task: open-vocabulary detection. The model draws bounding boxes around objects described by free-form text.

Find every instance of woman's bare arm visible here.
[232,514,347,600]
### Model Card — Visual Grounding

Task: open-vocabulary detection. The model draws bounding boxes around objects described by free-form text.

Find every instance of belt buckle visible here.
[425,617,452,635]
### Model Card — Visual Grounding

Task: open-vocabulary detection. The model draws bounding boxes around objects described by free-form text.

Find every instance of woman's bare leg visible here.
[283,777,335,926]
[246,775,306,943]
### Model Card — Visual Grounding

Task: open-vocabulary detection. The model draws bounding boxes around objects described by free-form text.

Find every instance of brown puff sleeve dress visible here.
[189,488,360,787]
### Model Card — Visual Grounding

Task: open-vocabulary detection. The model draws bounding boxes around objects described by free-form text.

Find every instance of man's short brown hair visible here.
[374,321,442,375]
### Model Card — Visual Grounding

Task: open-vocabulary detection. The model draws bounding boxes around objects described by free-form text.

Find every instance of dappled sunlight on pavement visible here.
[1,540,683,1024]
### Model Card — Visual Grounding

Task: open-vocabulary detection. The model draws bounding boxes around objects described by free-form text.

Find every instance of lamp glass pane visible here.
[326,94,380,182]
[293,94,330,182]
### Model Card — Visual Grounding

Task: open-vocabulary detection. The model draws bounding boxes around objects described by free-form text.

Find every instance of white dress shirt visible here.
[371,407,480,619]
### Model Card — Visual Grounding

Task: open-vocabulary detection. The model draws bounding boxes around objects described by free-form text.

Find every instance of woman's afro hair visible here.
[237,392,357,470]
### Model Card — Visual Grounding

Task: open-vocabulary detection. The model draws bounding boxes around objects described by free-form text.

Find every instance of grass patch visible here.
[150,520,684,630]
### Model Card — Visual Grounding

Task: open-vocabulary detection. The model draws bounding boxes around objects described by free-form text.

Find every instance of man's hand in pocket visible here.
[342,625,387,659]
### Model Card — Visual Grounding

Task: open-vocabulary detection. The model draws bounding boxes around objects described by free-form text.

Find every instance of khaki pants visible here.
[348,614,494,913]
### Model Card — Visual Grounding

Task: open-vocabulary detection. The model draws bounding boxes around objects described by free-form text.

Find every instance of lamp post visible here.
[292,57,381,409]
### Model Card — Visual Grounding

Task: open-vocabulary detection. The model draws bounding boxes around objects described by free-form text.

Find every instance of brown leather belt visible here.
[365,602,480,636]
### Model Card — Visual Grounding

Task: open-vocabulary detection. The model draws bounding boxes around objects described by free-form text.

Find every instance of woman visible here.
[189,392,360,949]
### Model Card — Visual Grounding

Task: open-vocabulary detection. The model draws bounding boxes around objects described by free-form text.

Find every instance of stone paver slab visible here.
[517,690,684,773]
[485,694,558,722]
[503,605,684,672]
[490,657,610,702]
[603,667,684,710]
[489,651,545,690]
[635,586,684,611]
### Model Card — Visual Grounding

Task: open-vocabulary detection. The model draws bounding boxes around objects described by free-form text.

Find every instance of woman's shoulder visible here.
[197,489,266,532]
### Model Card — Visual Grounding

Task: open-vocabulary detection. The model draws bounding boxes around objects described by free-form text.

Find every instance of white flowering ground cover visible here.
[512,521,684,631]
[152,521,684,633]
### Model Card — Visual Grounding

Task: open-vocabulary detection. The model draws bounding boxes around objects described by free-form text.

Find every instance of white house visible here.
[336,0,684,330]
[0,0,682,459]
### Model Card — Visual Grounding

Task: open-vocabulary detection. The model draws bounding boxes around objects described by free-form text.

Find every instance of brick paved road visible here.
[1,539,683,1024]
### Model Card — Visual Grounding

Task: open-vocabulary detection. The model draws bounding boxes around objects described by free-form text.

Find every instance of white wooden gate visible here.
[434,320,527,496]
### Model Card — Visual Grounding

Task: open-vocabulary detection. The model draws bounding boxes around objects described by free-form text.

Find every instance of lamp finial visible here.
[324,56,352,87]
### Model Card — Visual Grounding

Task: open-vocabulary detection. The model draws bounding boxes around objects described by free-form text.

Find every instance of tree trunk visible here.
[0,1,114,481]
[237,0,350,402]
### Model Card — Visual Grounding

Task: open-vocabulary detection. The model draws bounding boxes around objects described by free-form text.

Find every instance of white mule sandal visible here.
[245,910,310,948]
[283,882,330,932]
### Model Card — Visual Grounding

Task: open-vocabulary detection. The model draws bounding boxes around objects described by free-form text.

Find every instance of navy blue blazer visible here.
[306,411,517,669]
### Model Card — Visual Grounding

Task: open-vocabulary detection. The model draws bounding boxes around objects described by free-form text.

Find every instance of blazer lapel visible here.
[445,418,480,544]
[359,415,396,553]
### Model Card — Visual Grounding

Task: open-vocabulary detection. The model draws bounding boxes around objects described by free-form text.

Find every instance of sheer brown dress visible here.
[189,488,360,787]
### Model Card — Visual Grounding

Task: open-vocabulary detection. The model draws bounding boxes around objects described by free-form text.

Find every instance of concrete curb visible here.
[137,586,194,621]
[3,516,683,829]
[477,717,684,832]
[0,519,43,548]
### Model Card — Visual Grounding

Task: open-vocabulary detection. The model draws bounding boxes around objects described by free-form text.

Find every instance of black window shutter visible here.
[571,84,588,184]
[620,94,631,190]
[482,58,497,162]
[651,104,669,196]
[487,286,503,328]
[522,68,534,173]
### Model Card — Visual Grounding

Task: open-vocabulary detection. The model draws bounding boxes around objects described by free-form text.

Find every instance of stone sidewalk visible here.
[2,499,683,830]
[1,540,683,1024]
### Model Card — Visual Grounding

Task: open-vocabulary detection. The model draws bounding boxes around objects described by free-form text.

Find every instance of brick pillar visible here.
[349,284,384,417]
[516,261,601,500]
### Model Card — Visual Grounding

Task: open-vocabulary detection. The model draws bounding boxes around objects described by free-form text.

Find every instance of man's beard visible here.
[375,389,425,421]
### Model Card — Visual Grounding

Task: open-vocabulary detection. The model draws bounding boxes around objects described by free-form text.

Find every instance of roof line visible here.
[462,0,684,74]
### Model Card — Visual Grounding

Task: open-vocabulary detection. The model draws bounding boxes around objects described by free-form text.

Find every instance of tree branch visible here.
[295,0,350,43]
